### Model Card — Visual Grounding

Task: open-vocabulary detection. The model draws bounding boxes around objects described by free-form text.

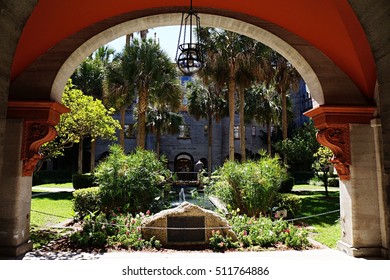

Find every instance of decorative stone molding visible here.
[305,105,375,180]
[7,101,69,176]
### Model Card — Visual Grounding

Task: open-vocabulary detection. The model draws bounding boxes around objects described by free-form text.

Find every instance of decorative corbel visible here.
[304,105,375,181]
[21,122,57,176]
[316,125,351,180]
[7,101,70,176]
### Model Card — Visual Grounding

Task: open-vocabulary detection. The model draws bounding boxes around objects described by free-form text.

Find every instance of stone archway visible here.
[1,0,389,259]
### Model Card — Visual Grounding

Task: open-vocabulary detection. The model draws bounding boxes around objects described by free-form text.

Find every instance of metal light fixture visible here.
[175,0,204,75]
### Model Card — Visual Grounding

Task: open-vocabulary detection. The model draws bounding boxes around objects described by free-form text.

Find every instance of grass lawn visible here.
[292,187,340,248]
[32,182,74,189]
[30,191,75,249]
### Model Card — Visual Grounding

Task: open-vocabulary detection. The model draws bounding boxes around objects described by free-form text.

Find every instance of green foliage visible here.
[73,187,101,219]
[275,121,320,171]
[40,80,120,162]
[59,80,120,141]
[70,211,161,250]
[229,211,309,249]
[209,230,238,252]
[274,193,302,218]
[72,173,96,190]
[312,146,334,196]
[94,145,171,213]
[206,155,288,216]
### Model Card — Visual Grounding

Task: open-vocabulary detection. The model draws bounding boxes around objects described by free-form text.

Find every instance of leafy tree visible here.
[275,121,320,172]
[41,80,120,174]
[312,146,334,197]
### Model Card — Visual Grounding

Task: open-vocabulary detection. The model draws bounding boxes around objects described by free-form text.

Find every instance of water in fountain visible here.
[179,188,186,203]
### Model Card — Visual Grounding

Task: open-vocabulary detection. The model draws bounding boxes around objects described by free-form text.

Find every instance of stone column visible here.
[0,101,69,258]
[337,123,383,257]
[0,119,33,257]
[305,106,388,258]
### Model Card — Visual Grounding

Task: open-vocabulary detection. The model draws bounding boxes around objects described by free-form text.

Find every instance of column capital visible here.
[7,101,69,176]
[304,105,375,180]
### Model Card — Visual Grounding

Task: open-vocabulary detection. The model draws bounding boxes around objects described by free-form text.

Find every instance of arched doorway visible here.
[1,0,389,259]
[174,153,194,181]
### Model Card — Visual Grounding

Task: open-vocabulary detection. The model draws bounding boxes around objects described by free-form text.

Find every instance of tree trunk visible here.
[281,89,288,164]
[282,89,288,140]
[208,114,213,176]
[119,106,126,149]
[90,140,96,172]
[239,86,246,162]
[125,34,133,46]
[78,137,84,174]
[137,88,148,149]
[228,75,236,161]
[266,120,272,155]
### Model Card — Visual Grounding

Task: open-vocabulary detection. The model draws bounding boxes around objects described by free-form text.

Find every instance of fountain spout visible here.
[179,188,186,203]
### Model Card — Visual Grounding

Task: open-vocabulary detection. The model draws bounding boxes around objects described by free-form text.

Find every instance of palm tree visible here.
[147,76,183,158]
[120,38,178,149]
[245,82,282,155]
[186,78,228,173]
[103,55,135,149]
[71,46,116,171]
[273,53,300,141]
[200,29,253,161]
[147,107,183,159]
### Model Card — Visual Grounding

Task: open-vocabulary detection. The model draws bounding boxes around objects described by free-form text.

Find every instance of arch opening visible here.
[51,13,325,105]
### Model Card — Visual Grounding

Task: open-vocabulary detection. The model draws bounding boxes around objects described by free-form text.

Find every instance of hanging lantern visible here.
[175,0,204,75]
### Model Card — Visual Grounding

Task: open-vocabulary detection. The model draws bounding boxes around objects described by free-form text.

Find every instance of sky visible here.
[106,26,181,62]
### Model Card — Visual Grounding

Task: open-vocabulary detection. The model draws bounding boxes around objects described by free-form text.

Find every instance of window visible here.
[178,125,191,138]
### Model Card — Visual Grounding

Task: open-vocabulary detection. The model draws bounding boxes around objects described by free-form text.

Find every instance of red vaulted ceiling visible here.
[11,0,376,98]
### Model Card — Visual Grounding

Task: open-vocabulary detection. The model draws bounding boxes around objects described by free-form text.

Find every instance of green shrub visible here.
[70,211,161,250]
[206,155,288,217]
[274,193,302,218]
[72,173,96,190]
[73,187,101,219]
[229,210,309,249]
[209,230,238,252]
[94,145,171,214]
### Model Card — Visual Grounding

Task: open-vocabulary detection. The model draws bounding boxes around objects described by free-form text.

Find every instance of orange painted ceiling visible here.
[12,0,376,98]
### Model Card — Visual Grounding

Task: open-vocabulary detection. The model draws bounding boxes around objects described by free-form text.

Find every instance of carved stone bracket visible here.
[7,101,70,176]
[304,105,376,181]
[317,125,351,180]
[21,122,57,176]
